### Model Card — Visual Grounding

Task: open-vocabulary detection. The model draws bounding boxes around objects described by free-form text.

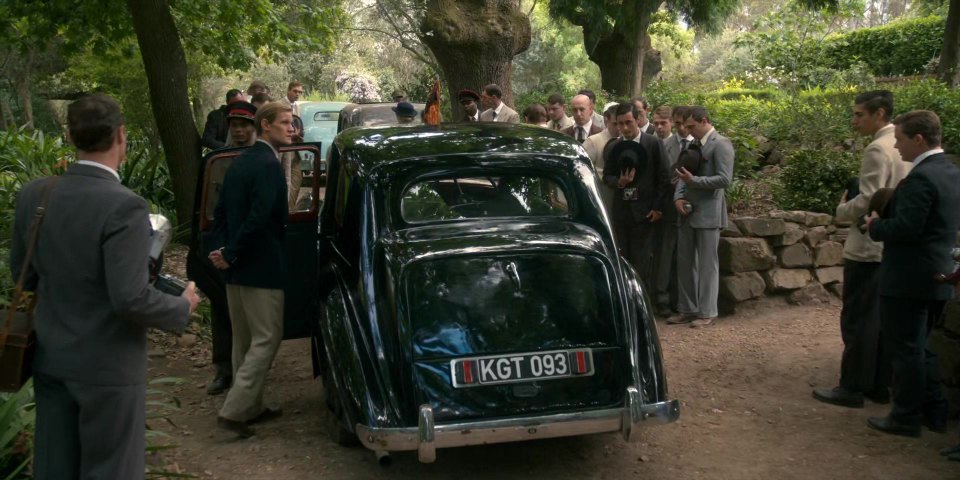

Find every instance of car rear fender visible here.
[619,256,669,403]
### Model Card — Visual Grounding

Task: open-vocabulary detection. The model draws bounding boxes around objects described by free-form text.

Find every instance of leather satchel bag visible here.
[0,177,59,392]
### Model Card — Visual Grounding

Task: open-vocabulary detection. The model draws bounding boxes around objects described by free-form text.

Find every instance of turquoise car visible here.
[299,101,349,171]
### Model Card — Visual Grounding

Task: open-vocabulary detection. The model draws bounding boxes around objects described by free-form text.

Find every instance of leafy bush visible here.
[824,16,945,77]
[0,380,35,479]
[772,149,858,214]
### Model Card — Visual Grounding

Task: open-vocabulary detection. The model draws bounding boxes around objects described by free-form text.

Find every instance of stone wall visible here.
[717,210,960,416]
[718,211,847,312]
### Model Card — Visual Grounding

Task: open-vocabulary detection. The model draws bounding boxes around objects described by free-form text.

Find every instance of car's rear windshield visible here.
[400,175,570,223]
[313,111,339,122]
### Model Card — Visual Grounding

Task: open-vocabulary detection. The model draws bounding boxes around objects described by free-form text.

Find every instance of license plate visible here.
[450,349,594,388]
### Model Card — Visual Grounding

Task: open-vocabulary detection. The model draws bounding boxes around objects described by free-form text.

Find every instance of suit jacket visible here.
[640,122,655,136]
[562,123,603,142]
[869,153,960,300]
[480,104,520,123]
[674,129,734,229]
[661,134,691,223]
[835,125,911,263]
[211,141,289,289]
[202,105,228,150]
[10,164,189,385]
[548,115,574,131]
[603,133,671,225]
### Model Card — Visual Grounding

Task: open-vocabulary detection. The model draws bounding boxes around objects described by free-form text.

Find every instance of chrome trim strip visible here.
[356,391,679,463]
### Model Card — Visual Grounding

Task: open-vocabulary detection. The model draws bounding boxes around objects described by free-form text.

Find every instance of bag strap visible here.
[1,176,61,345]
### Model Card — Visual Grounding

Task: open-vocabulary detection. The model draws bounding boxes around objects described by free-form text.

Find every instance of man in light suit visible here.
[670,106,734,327]
[10,94,199,479]
[603,101,671,288]
[864,110,960,437]
[583,103,620,214]
[479,84,520,123]
[813,90,911,409]
[562,94,603,143]
[280,81,304,116]
[654,106,694,316]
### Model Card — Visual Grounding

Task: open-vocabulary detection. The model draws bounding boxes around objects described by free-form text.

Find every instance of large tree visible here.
[940,0,960,86]
[548,0,738,96]
[2,0,345,227]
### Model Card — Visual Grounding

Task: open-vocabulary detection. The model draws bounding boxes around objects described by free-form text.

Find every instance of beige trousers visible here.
[220,285,284,422]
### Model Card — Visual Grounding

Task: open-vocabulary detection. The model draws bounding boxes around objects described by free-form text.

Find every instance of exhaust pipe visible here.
[375,450,392,467]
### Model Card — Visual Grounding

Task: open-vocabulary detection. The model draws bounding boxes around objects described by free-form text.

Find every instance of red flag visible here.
[424,78,442,126]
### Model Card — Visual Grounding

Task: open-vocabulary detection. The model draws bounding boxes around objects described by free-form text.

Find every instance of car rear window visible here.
[313,111,339,122]
[400,175,570,223]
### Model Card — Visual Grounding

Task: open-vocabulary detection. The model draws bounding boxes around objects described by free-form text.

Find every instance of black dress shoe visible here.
[812,386,864,408]
[206,375,232,395]
[864,389,890,405]
[867,416,921,438]
[217,416,255,438]
[247,407,283,425]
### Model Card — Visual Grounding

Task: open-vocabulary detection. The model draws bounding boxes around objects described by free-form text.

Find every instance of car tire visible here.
[320,365,360,446]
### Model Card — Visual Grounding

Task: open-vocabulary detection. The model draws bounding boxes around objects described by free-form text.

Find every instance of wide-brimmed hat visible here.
[392,101,417,118]
[609,140,648,175]
[458,89,480,103]
[870,187,895,218]
[225,101,257,124]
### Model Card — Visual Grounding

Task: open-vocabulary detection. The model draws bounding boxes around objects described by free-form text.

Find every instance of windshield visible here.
[400,174,570,223]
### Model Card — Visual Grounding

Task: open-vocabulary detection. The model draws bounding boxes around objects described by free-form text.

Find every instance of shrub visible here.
[824,16,945,77]
[772,149,858,214]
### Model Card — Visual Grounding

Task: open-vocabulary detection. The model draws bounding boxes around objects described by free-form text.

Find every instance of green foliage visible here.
[823,16,945,77]
[772,149,858,214]
[0,380,35,480]
[514,1,601,96]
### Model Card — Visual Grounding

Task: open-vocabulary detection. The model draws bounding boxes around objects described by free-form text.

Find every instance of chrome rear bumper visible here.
[356,386,680,463]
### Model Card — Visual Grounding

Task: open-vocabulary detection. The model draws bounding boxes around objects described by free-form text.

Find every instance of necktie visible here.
[577,127,585,143]
[680,138,689,151]
[492,111,498,121]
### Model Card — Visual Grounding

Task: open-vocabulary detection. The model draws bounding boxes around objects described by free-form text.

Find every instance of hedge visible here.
[824,16,945,77]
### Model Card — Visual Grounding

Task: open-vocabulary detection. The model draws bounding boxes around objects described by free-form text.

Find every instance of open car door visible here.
[193,142,324,340]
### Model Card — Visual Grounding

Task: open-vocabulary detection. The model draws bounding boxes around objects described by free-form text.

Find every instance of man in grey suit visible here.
[670,106,734,327]
[654,106,695,316]
[10,94,200,479]
[479,84,520,123]
[864,110,960,437]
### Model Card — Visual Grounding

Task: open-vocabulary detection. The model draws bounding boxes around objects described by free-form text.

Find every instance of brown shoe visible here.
[690,317,715,328]
[218,416,255,438]
[666,314,694,325]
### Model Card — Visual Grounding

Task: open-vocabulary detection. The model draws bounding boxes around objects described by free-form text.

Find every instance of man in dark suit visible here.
[603,101,670,288]
[562,94,603,143]
[459,89,481,122]
[10,94,199,479]
[632,96,656,136]
[202,89,243,150]
[865,110,960,437]
[208,101,294,437]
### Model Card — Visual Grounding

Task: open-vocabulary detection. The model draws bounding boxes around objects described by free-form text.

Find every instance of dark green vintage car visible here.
[188,123,678,464]
[316,124,679,463]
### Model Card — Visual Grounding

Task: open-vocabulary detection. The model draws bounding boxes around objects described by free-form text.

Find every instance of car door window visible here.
[400,175,569,223]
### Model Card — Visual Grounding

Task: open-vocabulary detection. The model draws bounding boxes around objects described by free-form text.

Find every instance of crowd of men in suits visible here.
[456,85,735,328]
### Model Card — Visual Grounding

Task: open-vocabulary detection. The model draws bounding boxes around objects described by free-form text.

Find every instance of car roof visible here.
[299,101,350,112]
[334,123,588,176]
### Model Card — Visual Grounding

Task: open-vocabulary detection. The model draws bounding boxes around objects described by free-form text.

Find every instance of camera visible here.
[154,274,187,296]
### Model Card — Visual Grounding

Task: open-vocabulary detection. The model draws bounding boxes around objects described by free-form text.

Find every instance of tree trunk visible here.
[420,0,531,121]
[14,79,33,129]
[127,0,200,229]
[939,0,960,87]
[583,20,662,97]
[1,96,15,129]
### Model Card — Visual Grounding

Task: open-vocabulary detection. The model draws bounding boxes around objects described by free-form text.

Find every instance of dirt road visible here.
[147,298,959,479]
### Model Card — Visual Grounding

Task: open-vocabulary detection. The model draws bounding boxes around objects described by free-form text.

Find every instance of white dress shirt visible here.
[912,147,944,166]
[77,160,120,181]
